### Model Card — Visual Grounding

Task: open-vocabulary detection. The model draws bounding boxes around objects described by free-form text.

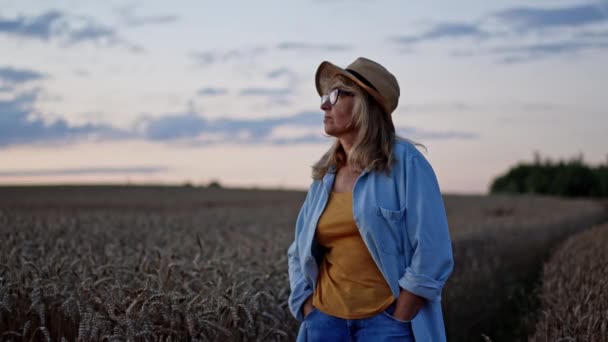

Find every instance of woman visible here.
[287,57,454,342]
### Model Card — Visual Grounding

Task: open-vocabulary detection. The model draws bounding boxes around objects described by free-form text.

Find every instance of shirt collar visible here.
[321,165,369,193]
[322,166,337,193]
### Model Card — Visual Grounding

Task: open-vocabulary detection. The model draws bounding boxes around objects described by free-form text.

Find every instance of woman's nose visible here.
[320,100,331,111]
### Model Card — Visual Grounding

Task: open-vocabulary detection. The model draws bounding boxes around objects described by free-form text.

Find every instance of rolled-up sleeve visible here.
[287,190,313,321]
[288,240,313,321]
[398,154,454,302]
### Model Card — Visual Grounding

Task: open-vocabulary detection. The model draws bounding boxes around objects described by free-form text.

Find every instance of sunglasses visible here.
[321,88,354,106]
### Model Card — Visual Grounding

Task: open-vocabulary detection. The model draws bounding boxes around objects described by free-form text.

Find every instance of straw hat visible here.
[315,57,400,115]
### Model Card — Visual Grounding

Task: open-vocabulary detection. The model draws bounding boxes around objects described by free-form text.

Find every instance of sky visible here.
[1,0,607,194]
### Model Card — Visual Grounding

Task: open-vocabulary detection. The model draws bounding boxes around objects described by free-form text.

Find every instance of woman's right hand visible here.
[302,296,314,318]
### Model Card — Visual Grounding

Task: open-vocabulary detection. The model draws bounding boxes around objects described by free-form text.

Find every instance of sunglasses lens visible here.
[321,89,344,106]
[329,89,339,105]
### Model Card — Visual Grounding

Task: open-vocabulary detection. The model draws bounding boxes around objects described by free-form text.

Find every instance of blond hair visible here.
[312,75,426,180]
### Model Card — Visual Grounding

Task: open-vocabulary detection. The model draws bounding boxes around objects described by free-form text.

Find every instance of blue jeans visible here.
[296,301,415,342]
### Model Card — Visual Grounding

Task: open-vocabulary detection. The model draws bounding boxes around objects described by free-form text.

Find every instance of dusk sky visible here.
[1,0,607,193]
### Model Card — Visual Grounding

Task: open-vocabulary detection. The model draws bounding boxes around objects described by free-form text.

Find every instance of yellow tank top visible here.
[312,191,395,319]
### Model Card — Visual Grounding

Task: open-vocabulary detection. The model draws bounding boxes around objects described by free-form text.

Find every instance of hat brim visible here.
[315,61,390,115]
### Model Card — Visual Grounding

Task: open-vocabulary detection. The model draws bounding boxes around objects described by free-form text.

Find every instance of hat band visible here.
[346,69,379,92]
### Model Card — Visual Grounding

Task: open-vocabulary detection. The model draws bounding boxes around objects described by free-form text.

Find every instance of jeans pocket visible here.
[382,310,412,324]
[303,307,319,320]
[382,304,412,324]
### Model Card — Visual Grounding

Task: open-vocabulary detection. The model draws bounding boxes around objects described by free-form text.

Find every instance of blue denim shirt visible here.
[287,138,454,342]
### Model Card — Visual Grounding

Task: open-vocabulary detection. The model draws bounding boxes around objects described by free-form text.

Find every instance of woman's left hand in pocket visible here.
[394,289,426,321]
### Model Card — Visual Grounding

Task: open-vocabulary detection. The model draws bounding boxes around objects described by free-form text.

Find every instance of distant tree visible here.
[593,165,608,197]
[490,152,607,198]
[533,150,541,165]
[207,180,222,189]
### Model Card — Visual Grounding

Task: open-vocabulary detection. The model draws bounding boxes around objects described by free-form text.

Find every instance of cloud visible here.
[393,23,488,44]
[0,91,127,147]
[397,100,566,115]
[492,40,608,63]
[0,10,135,49]
[239,87,292,96]
[64,30,116,47]
[270,134,327,145]
[277,42,352,51]
[238,86,294,108]
[197,87,228,96]
[233,67,300,105]
[0,66,46,86]
[74,69,89,77]
[493,4,607,31]
[115,5,178,27]
[0,166,169,177]
[135,113,207,141]
[391,3,608,63]
[0,10,63,40]
[192,42,349,68]
[1,93,479,149]
[192,46,267,67]
[192,52,216,65]
[449,36,608,64]
[267,67,294,79]
[397,127,480,140]
[575,28,608,39]
[399,102,484,114]
[66,22,117,45]
[132,111,324,145]
[134,110,477,146]
[518,102,567,111]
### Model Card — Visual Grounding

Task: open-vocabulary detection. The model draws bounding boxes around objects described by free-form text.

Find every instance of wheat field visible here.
[530,222,608,342]
[0,186,606,341]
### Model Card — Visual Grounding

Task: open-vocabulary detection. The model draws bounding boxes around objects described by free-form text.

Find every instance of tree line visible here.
[490,152,608,198]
